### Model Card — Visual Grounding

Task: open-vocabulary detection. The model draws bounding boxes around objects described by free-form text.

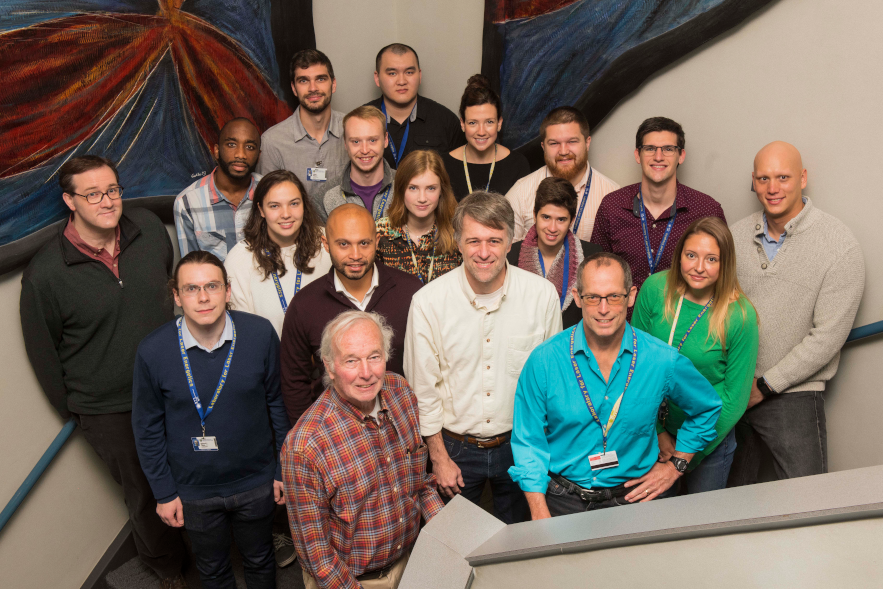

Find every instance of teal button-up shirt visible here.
[510,323,721,492]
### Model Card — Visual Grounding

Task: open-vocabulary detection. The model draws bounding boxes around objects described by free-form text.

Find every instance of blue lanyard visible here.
[374,185,392,221]
[638,188,677,275]
[264,250,303,314]
[571,167,593,232]
[380,101,410,167]
[177,313,236,436]
[538,236,570,310]
[569,325,638,453]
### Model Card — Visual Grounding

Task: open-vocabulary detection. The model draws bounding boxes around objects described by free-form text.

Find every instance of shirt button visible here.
[486,419,490,423]
[486,366,490,370]
[486,392,491,396]
[486,338,490,343]
[394,486,397,492]
[399,518,403,522]
[757,247,762,253]
[397,545,402,550]
[761,263,768,269]
[755,224,762,230]
[387,457,390,462]
[652,223,656,228]
[605,396,609,400]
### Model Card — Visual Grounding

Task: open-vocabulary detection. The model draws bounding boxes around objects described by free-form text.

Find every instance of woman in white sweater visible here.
[226,170,332,337]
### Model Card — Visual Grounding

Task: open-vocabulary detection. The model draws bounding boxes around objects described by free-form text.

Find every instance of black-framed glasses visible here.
[639,145,680,156]
[72,187,124,204]
[580,293,628,306]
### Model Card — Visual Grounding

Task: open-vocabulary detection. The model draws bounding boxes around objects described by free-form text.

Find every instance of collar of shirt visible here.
[629,181,687,220]
[180,312,233,352]
[573,321,635,380]
[209,168,257,211]
[333,263,381,307]
[291,106,344,143]
[382,96,421,124]
[385,222,437,250]
[340,160,395,195]
[758,196,808,240]
[63,214,121,258]
[457,262,513,311]
[329,385,388,423]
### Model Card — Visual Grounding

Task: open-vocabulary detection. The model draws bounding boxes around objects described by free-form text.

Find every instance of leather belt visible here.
[442,428,510,449]
[550,472,628,503]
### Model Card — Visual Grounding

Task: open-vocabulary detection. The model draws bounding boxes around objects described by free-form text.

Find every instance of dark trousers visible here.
[442,432,529,524]
[181,482,276,589]
[74,412,185,579]
[728,391,828,486]
[545,478,677,517]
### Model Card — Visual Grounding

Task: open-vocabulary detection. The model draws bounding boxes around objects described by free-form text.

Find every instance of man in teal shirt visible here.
[510,252,721,518]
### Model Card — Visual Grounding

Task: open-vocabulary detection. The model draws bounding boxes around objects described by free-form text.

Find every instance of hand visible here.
[432,456,465,498]
[273,480,285,505]
[657,431,676,463]
[746,379,765,409]
[157,497,184,527]
[624,461,681,503]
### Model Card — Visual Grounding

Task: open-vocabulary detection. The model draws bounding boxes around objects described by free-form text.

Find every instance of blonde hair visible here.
[342,105,386,139]
[664,217,756,350]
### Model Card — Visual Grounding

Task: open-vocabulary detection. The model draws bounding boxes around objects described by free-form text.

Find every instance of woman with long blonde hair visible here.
[375,150,461,283]
[632,216,758,494]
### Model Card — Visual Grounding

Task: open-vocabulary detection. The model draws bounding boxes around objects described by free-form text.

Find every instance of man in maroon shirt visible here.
[590,117,726,292]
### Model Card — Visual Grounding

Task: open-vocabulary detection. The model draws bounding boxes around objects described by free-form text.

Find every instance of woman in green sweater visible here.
[632,217,758,493]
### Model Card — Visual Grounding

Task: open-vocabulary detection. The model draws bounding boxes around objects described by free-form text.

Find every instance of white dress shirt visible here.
[505,164,620,242]
[404,263,563,438]
[333,263,381,311]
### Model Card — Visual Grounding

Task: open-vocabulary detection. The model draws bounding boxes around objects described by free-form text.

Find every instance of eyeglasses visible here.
[639,145,680,156]
[72,187,124,204]
[579,293,628,306]
[178,282,225,297]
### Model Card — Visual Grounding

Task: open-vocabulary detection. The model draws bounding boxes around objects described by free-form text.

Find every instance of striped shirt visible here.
[375,218,462,284]
[173,169,260,261]
[282,373,444,589]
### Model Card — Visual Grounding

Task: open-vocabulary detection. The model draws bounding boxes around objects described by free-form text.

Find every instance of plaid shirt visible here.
[173,168,259,261]
[282,372,444,589]
[375,218,461,284]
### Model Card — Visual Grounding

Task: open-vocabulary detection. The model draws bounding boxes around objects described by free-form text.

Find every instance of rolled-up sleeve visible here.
[668,354,722,454]
[509,350,552,493]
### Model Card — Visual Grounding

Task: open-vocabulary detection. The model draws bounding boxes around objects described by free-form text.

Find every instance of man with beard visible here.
[590,117,726,292]
[174,118,261,261]
[323,106,396,219]
[259,50,348,222]
[404,191,562,524]
[506,107,620,242]
[279,204,422,426]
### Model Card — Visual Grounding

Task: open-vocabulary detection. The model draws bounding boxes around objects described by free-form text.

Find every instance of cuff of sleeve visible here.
[157,492,179,504]
[763,368,789,395]
[509,466,550,494]
[418,415,443,438]
[673,432,711,455]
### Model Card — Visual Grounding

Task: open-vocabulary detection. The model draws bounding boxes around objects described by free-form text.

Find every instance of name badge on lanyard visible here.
[306,167,327,182]
[638,188,677,276]
[178,313,236,450]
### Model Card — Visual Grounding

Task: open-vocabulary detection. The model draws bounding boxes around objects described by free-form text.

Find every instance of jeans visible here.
[181,482,276,589]
[728,391,827,486]
[74,412,185,579]
[679,429,737,494]
[545,477,678,517]
[442,432,529,524]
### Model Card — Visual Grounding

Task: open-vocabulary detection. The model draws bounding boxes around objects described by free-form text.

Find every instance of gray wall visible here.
[1,0,881,586]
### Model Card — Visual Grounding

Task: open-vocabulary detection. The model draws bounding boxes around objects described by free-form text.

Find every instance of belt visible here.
[550,472,629,503]
[442,428,510,449]
[358,563,393,581]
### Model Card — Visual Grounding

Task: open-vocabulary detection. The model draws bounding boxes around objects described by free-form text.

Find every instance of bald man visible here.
[728,141,865,485]
[174,118,262,261]
[279,204,423,425]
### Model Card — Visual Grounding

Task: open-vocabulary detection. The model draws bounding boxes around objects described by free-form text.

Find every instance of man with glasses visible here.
[590,117,725,293]
[21,155,189,588]
[510,253,720,518]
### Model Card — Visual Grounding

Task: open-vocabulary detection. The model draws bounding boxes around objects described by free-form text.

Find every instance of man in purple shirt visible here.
[590,117,726,292]
[323,106,396,221]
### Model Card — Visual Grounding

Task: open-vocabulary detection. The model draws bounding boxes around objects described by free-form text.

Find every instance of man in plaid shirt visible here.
[282,310,444,589]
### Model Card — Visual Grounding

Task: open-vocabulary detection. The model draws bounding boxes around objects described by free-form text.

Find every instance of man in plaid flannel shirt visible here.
[282,310,444,589]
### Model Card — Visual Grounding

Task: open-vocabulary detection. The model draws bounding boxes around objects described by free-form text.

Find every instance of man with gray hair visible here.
[282,310,444,589]
[404,191,562,524]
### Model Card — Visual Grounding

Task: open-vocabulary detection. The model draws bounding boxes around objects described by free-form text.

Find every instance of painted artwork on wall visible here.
[481,0,776,164]
[0,0,314,271]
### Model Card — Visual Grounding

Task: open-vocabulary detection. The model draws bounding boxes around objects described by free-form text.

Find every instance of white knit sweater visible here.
[731,197,865,394]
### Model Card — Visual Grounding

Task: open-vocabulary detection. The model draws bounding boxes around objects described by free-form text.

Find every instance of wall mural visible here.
[0,0,313,272]
[481,0,776,166]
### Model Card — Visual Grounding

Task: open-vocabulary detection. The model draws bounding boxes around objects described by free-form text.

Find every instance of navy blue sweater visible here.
[133,311,291,502]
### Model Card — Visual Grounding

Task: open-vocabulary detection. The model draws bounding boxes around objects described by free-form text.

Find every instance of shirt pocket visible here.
[411,132,445,152]
[407,443,429,497]
[195,230,228,259]
[506,332,545,376]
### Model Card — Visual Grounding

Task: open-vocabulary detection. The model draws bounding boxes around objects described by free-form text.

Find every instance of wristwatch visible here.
[757,377,776,397]
[669,456,688,474]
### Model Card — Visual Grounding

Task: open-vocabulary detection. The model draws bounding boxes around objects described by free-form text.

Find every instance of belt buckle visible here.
[476,441,485,448]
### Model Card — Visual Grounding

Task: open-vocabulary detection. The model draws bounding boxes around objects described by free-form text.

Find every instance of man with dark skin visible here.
[174,118,262,261]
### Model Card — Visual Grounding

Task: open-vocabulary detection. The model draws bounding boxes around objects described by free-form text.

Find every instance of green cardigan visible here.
[632,271,758,467]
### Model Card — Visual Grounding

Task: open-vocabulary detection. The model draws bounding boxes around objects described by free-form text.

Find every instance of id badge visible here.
[192,436,219,451]
[588,450,619,471]
[306,167,327,182]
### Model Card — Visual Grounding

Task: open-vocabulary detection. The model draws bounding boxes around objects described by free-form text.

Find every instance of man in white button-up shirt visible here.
[404,191,562,523]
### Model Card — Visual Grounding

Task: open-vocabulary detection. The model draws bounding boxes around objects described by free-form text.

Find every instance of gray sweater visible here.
[731,197,865,394]
[323,161,396,220]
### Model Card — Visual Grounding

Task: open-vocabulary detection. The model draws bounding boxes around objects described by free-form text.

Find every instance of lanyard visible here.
[264,250,303,314]
[667,294,714,351]
[538,236,570,310]
[374,185,392,221]
[571,167,593,232]
[637,188,677,275]
[569,325,638,453]
[380,101,410,167]
[177,313,236,437]
[463,144,496,193]
[402,225,436,283]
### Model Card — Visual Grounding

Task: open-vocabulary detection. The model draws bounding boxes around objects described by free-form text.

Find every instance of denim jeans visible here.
[181,482,276,589]
[729,391,827,486]
[679,429,737,494]
[442,432,529,524]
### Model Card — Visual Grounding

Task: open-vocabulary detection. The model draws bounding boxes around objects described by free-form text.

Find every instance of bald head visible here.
[326,204,376,240]
[213,118,260,181]
[752,141,807,223]
[323,204,378,282]
[754,141,803,173]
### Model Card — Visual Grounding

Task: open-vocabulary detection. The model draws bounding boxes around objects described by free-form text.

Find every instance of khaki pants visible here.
[302,551,410,589]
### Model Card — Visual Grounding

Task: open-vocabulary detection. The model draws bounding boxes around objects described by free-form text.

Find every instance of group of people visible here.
[20,42,866,589]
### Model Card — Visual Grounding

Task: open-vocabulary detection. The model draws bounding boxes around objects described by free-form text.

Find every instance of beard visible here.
[331,254,375,281]
[547,150,588,183]
[299,91,331,114]
[217,153,256,179]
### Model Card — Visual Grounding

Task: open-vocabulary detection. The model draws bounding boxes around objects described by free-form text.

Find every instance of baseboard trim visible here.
[80,522,137,589]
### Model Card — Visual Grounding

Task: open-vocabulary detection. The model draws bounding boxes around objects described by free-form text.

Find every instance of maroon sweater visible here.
[280,263,423,426]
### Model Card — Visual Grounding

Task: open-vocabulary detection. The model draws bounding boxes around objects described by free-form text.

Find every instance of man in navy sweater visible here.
[133,251,291,589]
